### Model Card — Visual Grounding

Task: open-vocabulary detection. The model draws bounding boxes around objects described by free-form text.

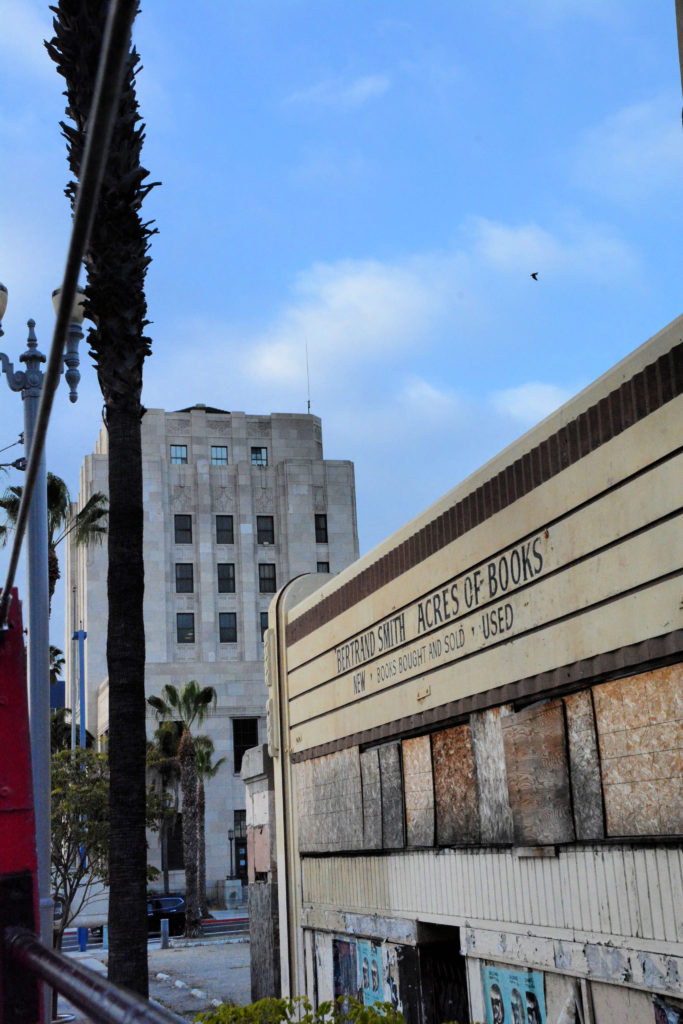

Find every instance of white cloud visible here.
[491,382,576,424]
[572,95,683,205]
[468,216,639,284]
[286,74,391,110]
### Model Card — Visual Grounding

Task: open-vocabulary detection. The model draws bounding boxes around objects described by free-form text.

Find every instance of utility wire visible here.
[0,0,140,630]
[0,435,23,455]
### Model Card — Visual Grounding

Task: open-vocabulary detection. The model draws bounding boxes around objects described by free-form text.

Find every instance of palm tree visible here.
[146,721,181,895]
[50,645,66,687]
[147,682,217,936]
[50,707,95,753]
[0,473,107,610]
[47,0,158,995]
[195,736,225,918]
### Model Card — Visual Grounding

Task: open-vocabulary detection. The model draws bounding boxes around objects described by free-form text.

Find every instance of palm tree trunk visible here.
[106,406,149,993]
[179,732,201,936]
[197,778,207,918]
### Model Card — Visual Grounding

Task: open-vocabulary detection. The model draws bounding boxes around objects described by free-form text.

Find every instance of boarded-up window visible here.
[564,690,604,840]
[502,700,575,845]
[593,666,683,837]
[360,748,382,850]
[379,742,405,849]
[402,735,435,847]
[432,724,479,845]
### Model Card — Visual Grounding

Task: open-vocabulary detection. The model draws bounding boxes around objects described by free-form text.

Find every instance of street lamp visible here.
[0,281,84,958]
[228,828,235,878]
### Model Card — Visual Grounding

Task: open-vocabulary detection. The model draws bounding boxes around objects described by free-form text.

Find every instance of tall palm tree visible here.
[147,682,217,936]
[47,0,158,995]
[195,736,225,918]
[0,472,107,609]
[146,721,181,895]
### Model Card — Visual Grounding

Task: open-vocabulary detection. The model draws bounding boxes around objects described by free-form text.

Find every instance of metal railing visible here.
[4,928,184,1024]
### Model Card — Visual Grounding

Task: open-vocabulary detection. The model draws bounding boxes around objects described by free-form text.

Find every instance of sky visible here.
[0,0,681,650]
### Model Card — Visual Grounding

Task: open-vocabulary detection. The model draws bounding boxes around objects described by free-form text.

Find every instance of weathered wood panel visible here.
[360,748,383,850]
[564,690,605,840]
[295,747,363,853]
[593,665,683,837]
[502,700,575,845]
[432,724,480,845]
[300,845,683,944]
[471,707,513,844]
[402,735,434,847]
[379,742,405,849]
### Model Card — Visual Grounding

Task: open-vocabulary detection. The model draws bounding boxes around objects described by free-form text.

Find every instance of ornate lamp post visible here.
[0,281,84,957]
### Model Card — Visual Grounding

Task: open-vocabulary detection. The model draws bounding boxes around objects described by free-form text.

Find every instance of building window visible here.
[232,718,259,774]
[211,446,228,466]
[317,561,329,573]
[176,613,195,643]
[170,445,188,464]
[258,563,277,593]
[217,563,235,593]
[174,514,192,544]
[260,611,269,641]
[219,611,237,643]
[175,563,193,593]
[216,514,234,545]
[251,446,267,467]
[257,515,274,545]
[315,514,328,543]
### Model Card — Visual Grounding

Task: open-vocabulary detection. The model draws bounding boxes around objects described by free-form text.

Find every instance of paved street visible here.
[59,934,252,1023]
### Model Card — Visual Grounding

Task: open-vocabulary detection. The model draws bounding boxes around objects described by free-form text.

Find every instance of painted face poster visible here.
[482,965,546,1024]
[357,939,383,1005]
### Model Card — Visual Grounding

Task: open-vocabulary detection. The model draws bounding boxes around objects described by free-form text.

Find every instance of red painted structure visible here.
[0,589,40,1024]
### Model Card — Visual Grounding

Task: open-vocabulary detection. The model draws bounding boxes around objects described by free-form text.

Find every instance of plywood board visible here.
[471,708,513,844]
[361,748,383,850]
[379,742,405,849]
[502,700,575,845]
[402,735,435,847]
[432,724,480,845]
[564,690,604,840]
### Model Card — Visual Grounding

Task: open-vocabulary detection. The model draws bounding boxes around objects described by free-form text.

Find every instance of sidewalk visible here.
[59,931,251,1023]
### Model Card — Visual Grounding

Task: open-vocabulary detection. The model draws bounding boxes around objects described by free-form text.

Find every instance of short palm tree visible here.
[195,736,226,918]
[0,472,107,610]
[147,682,217,935]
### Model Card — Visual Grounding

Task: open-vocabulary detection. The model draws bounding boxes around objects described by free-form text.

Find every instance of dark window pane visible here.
[176,613,195,643]
[170,445,188,464]
[256,515,275,545]
[174,514,192,544]
[260,612,269,641]
[217,563,236,593]
[175,563,193,593]
[317,562,329,573]
[315,514,328,543]
[258,563,277,593]
[219,611,237,643]
[216,515,234,544]
[233,719,259,774]
[251,447,267,467]
[211,446,228,465]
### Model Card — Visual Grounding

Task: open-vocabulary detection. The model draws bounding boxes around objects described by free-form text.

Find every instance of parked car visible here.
[147,894,186,935]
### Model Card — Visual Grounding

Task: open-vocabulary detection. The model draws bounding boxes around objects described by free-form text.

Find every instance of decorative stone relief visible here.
[213,486,235,512]
[166,418,191,433]
[254,490,274,512]
[170,485,192,510]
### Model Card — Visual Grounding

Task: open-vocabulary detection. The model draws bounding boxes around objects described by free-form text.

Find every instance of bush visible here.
[195,997,406,1024]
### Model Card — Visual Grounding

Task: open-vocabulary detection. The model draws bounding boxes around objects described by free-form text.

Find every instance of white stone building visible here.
[64,406,358,899]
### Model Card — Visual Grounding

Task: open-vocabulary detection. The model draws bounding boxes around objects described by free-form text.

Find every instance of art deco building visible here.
[64,406,358,897]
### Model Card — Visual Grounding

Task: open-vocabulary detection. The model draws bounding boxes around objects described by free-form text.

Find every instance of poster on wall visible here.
[357,939,384,1005]
[482,965,546,1024]
[654,996,683,1024]
[333,938,358,1006]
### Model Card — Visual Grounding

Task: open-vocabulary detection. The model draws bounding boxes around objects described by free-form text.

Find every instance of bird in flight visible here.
[530,272,539,281]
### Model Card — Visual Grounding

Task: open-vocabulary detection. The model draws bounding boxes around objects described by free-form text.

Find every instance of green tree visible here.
[47,0,158,994]
[195,735,226,917]
[50,645,65,686]
[0,472,107,609]
[147,682,217,935]
[51,707,95,753]
[51,748,109,950]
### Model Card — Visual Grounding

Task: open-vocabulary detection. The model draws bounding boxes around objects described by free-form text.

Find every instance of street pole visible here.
[0,284,84,1022]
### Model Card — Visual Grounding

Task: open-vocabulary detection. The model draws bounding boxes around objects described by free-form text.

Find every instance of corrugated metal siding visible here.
[301,846,683,943]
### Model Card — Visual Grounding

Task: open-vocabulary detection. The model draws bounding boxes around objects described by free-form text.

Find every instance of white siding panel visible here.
[300,846,683,944]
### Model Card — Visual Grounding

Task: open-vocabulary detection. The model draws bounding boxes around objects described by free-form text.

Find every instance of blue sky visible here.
[0,0,681,646]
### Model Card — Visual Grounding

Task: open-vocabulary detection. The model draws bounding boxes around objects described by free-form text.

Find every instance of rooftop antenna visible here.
[305,339,311,414]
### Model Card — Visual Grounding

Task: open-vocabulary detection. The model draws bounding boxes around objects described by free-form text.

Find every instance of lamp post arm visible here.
[0,352,26,392]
